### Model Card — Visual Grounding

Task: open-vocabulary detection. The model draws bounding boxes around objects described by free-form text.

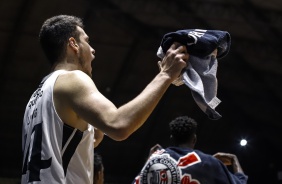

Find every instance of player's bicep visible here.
[66,71,117,129]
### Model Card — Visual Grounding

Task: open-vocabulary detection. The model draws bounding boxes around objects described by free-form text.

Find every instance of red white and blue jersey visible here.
[133,147,248,184]
[22,70,94,184]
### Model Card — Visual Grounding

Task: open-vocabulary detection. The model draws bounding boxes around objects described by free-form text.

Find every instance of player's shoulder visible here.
[193,149,222,164]
[59,70,89,79]
[57,70,92,84]
[55,70,95,93]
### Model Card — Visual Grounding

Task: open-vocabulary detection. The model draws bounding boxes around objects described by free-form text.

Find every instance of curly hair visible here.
[39,15,84,64]
[169,116,197,145]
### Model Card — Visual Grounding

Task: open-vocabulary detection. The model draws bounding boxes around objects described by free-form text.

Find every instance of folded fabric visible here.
[157,29,231,120]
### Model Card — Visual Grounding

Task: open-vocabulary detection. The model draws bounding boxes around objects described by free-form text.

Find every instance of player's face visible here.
[76,26,95,77]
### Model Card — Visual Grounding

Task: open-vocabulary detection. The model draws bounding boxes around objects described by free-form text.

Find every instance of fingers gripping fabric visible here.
[157,29,231,120]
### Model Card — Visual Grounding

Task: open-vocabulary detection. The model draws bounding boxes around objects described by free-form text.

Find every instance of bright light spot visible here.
[240,139,247,146]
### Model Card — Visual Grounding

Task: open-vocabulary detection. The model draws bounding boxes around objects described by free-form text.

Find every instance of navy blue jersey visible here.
[133,147,247,184]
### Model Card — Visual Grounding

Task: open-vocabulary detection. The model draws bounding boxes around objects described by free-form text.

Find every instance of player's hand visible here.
[158,42,189,82]
[149,144,163,156]
[213,152,236,166]
[213,152,245,173]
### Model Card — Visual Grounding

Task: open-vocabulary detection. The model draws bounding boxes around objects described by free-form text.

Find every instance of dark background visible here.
[1,0,282,183]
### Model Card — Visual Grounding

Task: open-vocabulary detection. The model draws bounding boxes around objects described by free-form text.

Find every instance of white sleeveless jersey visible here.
[22,70,94,184]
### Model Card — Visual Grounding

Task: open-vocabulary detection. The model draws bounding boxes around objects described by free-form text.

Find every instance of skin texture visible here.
[213,152,244,173]
[53,25,189,143]
[94,128,104,148]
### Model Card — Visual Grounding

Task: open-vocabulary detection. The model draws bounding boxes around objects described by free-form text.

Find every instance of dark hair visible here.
[94,153,103,176]
[39,15,84,64]
[169,116,197,145]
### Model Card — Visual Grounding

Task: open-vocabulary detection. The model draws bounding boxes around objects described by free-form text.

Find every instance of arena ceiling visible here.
[0,0,282,183]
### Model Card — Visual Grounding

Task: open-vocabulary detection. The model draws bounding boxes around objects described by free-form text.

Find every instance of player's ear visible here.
[68,37,79,52]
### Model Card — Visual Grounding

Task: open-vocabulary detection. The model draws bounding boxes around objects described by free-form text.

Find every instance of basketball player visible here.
[133,116,248,184]
[21,15,188,183]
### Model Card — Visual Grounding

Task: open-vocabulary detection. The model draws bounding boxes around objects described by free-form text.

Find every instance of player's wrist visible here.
[157,71,174,83]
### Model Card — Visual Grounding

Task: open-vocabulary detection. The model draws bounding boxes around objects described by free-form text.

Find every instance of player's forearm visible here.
[108,72,173,140]
[232,157,244,174]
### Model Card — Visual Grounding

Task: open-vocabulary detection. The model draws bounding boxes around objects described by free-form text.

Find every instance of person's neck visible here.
[52,58,80,72]
[176,143,194,149]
